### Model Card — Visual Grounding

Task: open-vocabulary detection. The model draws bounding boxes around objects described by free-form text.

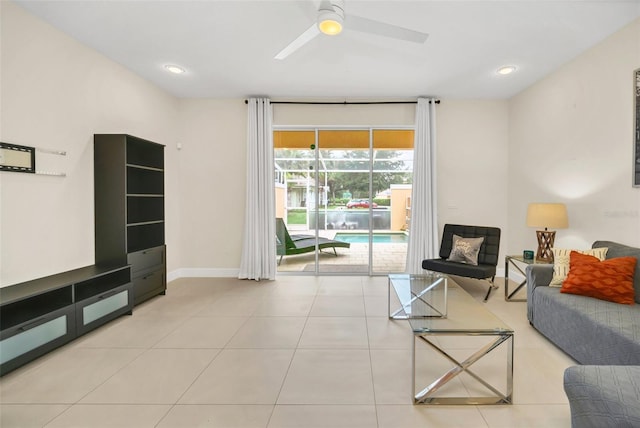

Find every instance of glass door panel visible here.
[274,131,316,272]
[315,130,371,274]
[274,128,413,275]
[371,130,414,274]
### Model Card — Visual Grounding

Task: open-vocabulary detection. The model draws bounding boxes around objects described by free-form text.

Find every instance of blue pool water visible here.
[334,233,408,244]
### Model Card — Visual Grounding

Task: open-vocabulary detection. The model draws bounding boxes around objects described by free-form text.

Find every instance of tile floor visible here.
[0,275,576,427]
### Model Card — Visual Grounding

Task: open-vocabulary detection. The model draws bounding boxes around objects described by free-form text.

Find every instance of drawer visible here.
[128,246,165,275]
[0,305,75,376]
[76,283,133,336]
[132,268,165,305]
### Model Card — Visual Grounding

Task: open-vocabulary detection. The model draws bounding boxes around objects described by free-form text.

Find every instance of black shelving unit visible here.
[94,134,166,305]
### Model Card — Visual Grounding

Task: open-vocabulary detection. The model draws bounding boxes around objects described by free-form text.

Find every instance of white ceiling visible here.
[14,0,640,100]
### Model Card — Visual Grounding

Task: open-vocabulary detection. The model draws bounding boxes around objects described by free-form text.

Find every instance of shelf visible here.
[126,136,164,169]
[127,196,164,224]
[127,223,165,253]
[126,167,163,195]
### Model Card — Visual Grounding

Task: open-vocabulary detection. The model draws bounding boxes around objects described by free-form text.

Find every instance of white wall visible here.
[437,100,509,254]
[172,98,247,277]
[508,18,640,254]
[0,1,180,286]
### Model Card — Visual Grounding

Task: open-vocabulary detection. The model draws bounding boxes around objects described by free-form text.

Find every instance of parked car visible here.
[346,199,378,209]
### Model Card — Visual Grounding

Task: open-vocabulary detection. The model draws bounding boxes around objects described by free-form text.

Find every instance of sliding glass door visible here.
[274,127,413,275]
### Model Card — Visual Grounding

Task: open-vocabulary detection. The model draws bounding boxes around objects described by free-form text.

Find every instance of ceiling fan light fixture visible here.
[317,5,344,35]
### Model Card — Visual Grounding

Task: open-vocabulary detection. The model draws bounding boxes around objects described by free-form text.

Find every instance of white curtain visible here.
[238,98,276,281]
[406,97,439,274]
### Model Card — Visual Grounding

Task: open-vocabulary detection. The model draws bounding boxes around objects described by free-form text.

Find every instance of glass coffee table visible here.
[389,274,514,405]
[388,273,448,319]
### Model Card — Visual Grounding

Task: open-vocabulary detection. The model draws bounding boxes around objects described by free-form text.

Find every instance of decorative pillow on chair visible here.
[549,247,608,287]
[560,251,637,305]
[447,235,484,266]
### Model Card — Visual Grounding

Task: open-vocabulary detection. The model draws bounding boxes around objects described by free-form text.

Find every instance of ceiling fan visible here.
[274,0,429,60]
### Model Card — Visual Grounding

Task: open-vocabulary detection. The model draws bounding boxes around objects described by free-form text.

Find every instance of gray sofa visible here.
[526,241,640,427]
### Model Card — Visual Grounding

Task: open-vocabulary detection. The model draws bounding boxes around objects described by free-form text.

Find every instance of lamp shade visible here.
[526,203,568,230]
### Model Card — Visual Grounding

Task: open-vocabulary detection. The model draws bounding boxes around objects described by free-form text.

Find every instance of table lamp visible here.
[526,203,568,262]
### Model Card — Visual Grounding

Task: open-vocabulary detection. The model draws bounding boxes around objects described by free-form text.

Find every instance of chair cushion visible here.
[422,258,496,280]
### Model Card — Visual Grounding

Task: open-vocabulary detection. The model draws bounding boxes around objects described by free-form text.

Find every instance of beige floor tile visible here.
[179,349,294,404]
[310,296,365,316]
[377,405,489,428]
[132,294,214,319]
[364,296,391,317]
[157,404,273,428]
[226,317,306,348]
[0,348,144,404]
[45,404,170,427]
[196,296,262,317]
[509,347,573,405]
[318,277,364,295]
[73,315,185,349]
[363,280,389,297]
[253,296,315,316]
[153,316,248,348]
[271,280,320,296]
[80,349,218,404]
[2,275,591,428]
[366,317,414,349]
[277,349,375,405]
[298,317,368,349]
[0,404,69,428]
[478,404,571,428]
[268,405,377,428]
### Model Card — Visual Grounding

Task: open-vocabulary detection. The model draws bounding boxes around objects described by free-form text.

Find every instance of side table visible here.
[504,255,551,302]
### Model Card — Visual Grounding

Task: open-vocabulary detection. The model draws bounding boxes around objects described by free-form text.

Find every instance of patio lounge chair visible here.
[276,218,350,265]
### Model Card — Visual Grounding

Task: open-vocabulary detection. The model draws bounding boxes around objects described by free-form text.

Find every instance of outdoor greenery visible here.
[287,209,307,224]
[275,148,412,202]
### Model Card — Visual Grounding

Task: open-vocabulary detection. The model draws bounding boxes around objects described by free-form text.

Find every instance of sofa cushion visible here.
[550,247,608,286]
[593,241,640,304]
[531,286,640,364]
[561,252,637,305]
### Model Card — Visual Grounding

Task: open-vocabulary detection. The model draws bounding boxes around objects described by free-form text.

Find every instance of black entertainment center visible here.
[0,134,166,375]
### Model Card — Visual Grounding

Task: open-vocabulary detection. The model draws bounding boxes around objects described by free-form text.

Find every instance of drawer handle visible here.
[142,273,155,280]
[19,317,50,332]
[98,289,120,300]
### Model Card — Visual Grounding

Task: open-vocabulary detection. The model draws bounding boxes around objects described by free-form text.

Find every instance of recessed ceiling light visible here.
[164,64,186,74]
[497,65,517,75]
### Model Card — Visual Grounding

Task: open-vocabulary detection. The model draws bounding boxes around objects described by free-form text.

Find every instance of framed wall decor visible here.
[635,68,640,187]
[0,142,36,173]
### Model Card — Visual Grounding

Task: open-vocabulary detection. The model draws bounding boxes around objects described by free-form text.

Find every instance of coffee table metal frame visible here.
[389,274,514,405]
[388,273,448,320]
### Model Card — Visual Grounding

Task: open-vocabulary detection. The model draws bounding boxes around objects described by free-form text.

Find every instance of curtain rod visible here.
[244,99,440,105]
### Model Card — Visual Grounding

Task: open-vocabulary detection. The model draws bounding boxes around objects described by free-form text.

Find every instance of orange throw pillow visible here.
[560,251,637,304]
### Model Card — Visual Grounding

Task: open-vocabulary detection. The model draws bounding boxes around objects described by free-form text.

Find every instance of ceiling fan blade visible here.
[347,15,428,44]
[274,23,321,60]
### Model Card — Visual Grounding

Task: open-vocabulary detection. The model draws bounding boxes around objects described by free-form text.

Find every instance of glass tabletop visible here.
[388,273,448,319]
[407,280,513,334]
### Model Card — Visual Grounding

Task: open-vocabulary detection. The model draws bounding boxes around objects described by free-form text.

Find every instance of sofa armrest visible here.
[526,264,554,323]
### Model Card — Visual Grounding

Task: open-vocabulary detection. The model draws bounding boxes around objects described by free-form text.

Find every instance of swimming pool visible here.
[334,233,408,244]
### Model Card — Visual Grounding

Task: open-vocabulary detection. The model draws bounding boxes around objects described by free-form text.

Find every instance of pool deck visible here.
[278,227,408,274]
